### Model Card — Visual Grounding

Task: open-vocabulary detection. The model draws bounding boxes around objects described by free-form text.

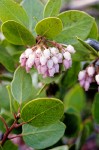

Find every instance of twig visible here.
[0,116,9,131]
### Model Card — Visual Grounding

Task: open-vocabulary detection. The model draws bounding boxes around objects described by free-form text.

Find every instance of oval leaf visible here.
[11,66,32,103]
[0,0,29,27]
[64,84,86,112]
[35,17,63,39]
[22,0,44,32]
[92,93,99,124]
[0,46,15,72]
[44,0,61,18]
[2,21,36,46]
[55,10,94,44]
[22,121,65,149]
[21,98,64,127]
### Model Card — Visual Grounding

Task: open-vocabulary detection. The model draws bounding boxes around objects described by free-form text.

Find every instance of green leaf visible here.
[55,10,94,44]
[2,21,36,46]
[0,0,29,27]
[0,85,9,110]
[88,21,98,39]
[51,146,69,150]
[11,66,32,103]
[0,46,15,72]
[22,0,44,32]
[73,22,98,61]
[35,17,63,39]
[22,121,65,149]
[44,0,61,18]
[61,62,80,89]
[0,140,18,150]
[64,84,86,112]
[21,98,64,127]
[77,37,98,58]
[64,110,80,137]
[92,93,99,124]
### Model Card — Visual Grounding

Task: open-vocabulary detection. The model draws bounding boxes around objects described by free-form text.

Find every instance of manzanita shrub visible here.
[0,0,99,149]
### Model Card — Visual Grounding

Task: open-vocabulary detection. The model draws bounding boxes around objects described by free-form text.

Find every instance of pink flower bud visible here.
[54,64,59,73]
[26,66,30,73]
[57,53,63,59]
[63,59,72,69]
[35,48,42,57]
[47,59,54,69]
[66,45,76,53]
[95,74,99,85]
[19,53,26,67]
[43,49,50,58]
[79,79,85,87]
[43,71,49,78]
[78,70,86,81]
[63,51,71,60]
[49,67,55,77]
[25,48,33,58]
[35,58,40,67]
[84,81,90,91]
[52,56,58,64]
[50,47,59,55]
[20,58,26,67]
[26,54,35,68]
[40,56,47,65]
[87,66,95,77]
[86,77,92,83]
[40,65,47,74]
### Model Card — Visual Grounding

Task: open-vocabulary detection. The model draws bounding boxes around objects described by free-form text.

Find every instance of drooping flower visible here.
[19,39,76,78]
[78,62,99,92]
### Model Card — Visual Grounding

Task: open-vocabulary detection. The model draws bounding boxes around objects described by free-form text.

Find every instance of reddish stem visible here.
[1,120,26,146]
[0,116,9,131]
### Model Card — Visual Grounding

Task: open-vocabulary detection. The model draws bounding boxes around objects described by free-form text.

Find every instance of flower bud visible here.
[25,48,33,58]
[63,59,72,69]
[26,54,35,67]
[40,56,47,65]
[50,47,59,55]
[43,49,50,58]
[84,81,90,91]
[19,53,26,67]
[66,45,76,53]
[40,65,47,74]
[79,79,85,87]
[49,67,55,77]
[95,74,99,85]
[35,48,42,57]
[47,59,54,69]
[54,64,59,73]
[87,66,95,77]
[78,70,86,81]
[52,56,58,64]
[63,51,71,60]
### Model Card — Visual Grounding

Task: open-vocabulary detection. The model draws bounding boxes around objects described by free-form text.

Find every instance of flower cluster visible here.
[19,43,75,78]
[78,60,99,91]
